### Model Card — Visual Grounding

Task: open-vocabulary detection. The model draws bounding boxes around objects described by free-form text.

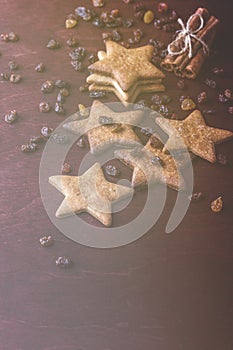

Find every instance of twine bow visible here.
[167,14,209,59]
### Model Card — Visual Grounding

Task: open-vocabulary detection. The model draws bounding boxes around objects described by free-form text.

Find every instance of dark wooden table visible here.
[0,1,232,349]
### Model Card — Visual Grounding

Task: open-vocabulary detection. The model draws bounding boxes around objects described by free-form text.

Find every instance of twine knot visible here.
[167,14,209,59]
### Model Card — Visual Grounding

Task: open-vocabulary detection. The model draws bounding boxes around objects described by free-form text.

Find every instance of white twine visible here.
[167,14,209,59]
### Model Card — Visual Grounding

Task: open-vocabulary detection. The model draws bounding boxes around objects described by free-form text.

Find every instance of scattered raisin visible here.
[54,102,65,115]
[105,164,120,177]
[179,95,187,103]
[92,17,104,28]
[35,63,45,72]
[56,256,72,268]
[151,94,162,105]
[21,142,37,153]
[211,196,223,213]
[89,90,106,98]
[65,18,78,29]
[133,99,147,109]
[8,61,18,70]
[88,53,98,63]
[161,95,171,104]
[56,92,65,103]
[224,89,233,100]
[46,39,60,49]
[92,0,105,8]
[111,29,122,42]
[76,137,86,148]
[218,93,228,103]
[153,19,163,30]
[75,7,93,21]
[55,80,69,89]
[122,18,134,28]
[66,37,79,47]
[29,135,46,144]
[41,80,54,93]
[62,162,72,174]
[70,60,82,71]
[8,32,19,42]
[4,109,18,124]
[197,91,207,104]
[9,73,21,83]
[158,104,171,117]
[143,10,154,24]
[39,235,54,247]
[0,32,18,42]
[102,32,112,41]
[39,102,51,113]
[41,126,53,138]
[78,104,90,118]
[0,72,10,81]
[181,98,196,111]
[157,2,169,14]
[188,192,202,202]
[69,47,86,61]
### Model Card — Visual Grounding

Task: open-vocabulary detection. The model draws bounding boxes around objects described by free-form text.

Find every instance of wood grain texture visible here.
[0,1,233,349]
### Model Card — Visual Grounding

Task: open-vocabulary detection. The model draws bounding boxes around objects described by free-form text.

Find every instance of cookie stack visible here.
[87,41,165,104]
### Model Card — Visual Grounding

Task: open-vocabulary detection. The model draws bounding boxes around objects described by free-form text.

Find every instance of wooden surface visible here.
[0,1,233,349]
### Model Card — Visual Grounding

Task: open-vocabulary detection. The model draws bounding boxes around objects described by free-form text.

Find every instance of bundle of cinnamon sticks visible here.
[161,8,219,79]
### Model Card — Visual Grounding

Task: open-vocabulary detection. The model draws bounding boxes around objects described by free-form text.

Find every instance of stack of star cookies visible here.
[87,41,165,104]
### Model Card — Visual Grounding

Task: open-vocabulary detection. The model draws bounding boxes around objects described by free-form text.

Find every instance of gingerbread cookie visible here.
[115,136,189,190]
[88,82,165,104]
[87,73,164,102]
[88,41,165,92]
[49,163,134,227]
[63,100,144,154]
[156,110,233,163]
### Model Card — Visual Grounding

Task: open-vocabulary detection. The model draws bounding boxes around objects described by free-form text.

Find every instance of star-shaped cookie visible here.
[156,110,233,163]
[49,163,134,226]
[87,73,164,102]
[115,136,189,190]
[88,81,165,105]
[63,100,144,154]
[88,41,165,92]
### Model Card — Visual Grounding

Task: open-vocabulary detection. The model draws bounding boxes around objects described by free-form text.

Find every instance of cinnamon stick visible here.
[170,16,217,70]
[173,15,219,78]
[183,29,216,78]
[161,8,209,71]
